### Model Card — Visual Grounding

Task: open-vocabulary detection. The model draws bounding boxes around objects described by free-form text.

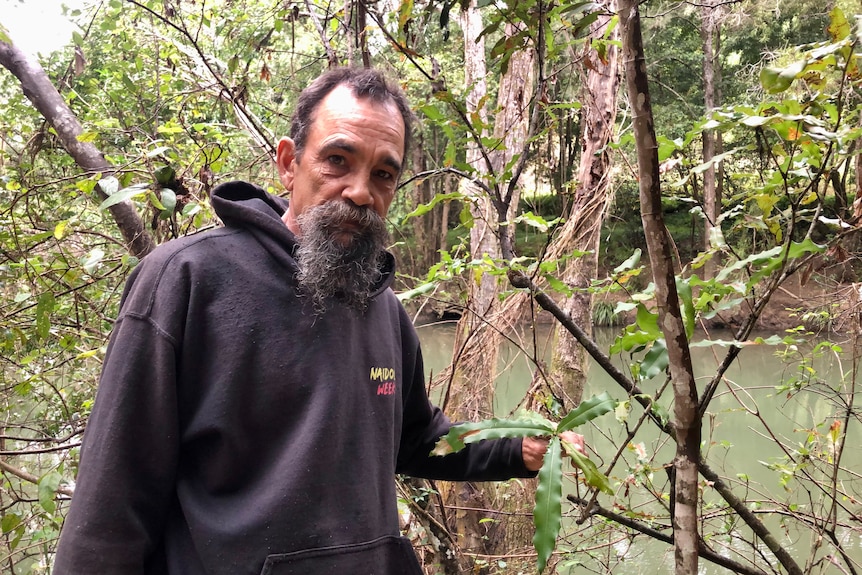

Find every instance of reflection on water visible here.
[415,322,862,574]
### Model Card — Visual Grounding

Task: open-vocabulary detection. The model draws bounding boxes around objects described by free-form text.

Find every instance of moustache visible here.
[315,202,383,234]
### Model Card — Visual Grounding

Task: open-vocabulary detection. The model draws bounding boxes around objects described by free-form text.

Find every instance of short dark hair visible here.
[290,68,415,163]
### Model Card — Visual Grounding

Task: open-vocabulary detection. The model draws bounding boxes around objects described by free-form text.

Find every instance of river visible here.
[415,322,862,574]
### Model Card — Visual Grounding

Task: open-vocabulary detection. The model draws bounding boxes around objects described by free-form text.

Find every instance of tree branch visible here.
[0,457,74,497]
[568,495,770,575]
[0,40,155,258]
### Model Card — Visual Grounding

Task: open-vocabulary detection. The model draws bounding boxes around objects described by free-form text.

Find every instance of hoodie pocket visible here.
[259,535,423,575]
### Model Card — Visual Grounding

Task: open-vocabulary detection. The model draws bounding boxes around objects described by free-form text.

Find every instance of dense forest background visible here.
[1,0,860,574]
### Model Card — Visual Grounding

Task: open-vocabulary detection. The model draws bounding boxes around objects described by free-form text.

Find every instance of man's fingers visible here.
[561,431,586,454]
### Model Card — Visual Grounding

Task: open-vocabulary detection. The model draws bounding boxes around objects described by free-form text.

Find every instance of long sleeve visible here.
[395,333,535,481]
[54,264,182,574]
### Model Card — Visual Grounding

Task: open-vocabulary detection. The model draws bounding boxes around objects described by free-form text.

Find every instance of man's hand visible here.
[522,431,585,472]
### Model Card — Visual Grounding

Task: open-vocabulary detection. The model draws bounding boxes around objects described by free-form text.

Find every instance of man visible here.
[54,67,582,575]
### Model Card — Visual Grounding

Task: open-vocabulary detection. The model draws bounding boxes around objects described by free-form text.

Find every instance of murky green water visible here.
[415,322,862,574]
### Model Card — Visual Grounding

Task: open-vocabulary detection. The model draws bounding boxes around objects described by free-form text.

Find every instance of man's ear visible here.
[276,137,297,191]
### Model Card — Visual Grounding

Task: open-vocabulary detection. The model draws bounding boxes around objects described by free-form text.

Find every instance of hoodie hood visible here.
[210,180,396,296]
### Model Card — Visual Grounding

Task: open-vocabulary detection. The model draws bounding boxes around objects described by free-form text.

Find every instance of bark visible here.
[507,268,806,575]
[345,0,356,66]
[491,23,535,253]
[410,135,433,274]
[700,0,723,279]
[305,0,340,67]
[438,3,500,566]
[345,0,371,68]
[447,9,536,422]
[618,2,701,574]
[0,39,155,259]
[356,0,370,68]
[549,0,620,411]
[438,7,538,568]
[460,0,497,327]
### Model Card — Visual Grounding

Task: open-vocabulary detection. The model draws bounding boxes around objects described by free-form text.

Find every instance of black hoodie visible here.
[53,182,533,575]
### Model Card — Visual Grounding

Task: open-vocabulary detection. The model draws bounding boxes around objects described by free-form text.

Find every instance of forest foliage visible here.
[1,0,861,574]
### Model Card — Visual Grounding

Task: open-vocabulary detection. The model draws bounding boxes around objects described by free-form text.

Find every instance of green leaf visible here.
[640,339,669,381]
[432,415,555,457]
[557,392,616,432]
[38,471,62,515]
[419,104,444,121]
[146,146,174,158]
[76,131,98,143]
[1,513,21,534]
[181,203,201,217]
[760,59,807,94]
[0,22,12,45]
[159,188,177,218]
[691,148,737,175]
[636,303,660,338]
[656,136,680,162]
[398,0,414,31]
[563,441,613,494]
[715,245,781,282]
[76,178,98,194]
[99,176,119,196]
[716,238,825,288]
[513,211,559,233]
[149,191,165,211]
[614,248,641,273]
[740,115,771,127]
[154,165,176,185]
[396,281,436,302]
[459,205,474,229]
[786,237,826,259]
[544,274,572,296]
[614,400,631,423]
[827,7,850,42]
[708,225,727,249]
[676,277,695,340]
[82,248,105,275]
[54,220,69,240]
[98,183,149,210]
[401,192,464,223]
[533,436,562,574]
[36,292,55,340]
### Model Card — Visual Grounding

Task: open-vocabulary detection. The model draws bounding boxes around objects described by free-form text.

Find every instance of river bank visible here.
[691,277,857,334]
[411,275,860,335]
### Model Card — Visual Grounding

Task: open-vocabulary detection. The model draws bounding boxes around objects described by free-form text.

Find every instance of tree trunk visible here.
[438,5,538,568]
[549,0,620,411]
[410,133,436,276]
[491,23,534,252]
[618,2,701,574]
[447,6,536,423]
[700,0,723,279]
[438,3,500,566]
[460,0,497,327]
[344,0,371,68]
[0,39,155,258]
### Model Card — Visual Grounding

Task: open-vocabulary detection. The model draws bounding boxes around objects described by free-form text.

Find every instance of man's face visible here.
[276,84,406,237]
[276,84,406,312]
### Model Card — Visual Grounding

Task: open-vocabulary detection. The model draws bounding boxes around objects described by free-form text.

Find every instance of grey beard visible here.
[294,201,390,313]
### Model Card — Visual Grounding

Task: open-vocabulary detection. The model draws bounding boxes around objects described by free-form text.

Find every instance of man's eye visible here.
[328,155,346,166]
[375,170,394,180]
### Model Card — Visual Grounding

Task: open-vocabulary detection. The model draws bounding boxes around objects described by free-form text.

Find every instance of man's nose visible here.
[342,176,373,207]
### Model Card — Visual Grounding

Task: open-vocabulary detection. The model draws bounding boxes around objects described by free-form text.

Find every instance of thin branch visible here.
[0,39,155,258]
[304,0,340,67]
[568,495,770,575]
[398,167,491,195]
[0,458,74,497]
[124,0,276,158]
